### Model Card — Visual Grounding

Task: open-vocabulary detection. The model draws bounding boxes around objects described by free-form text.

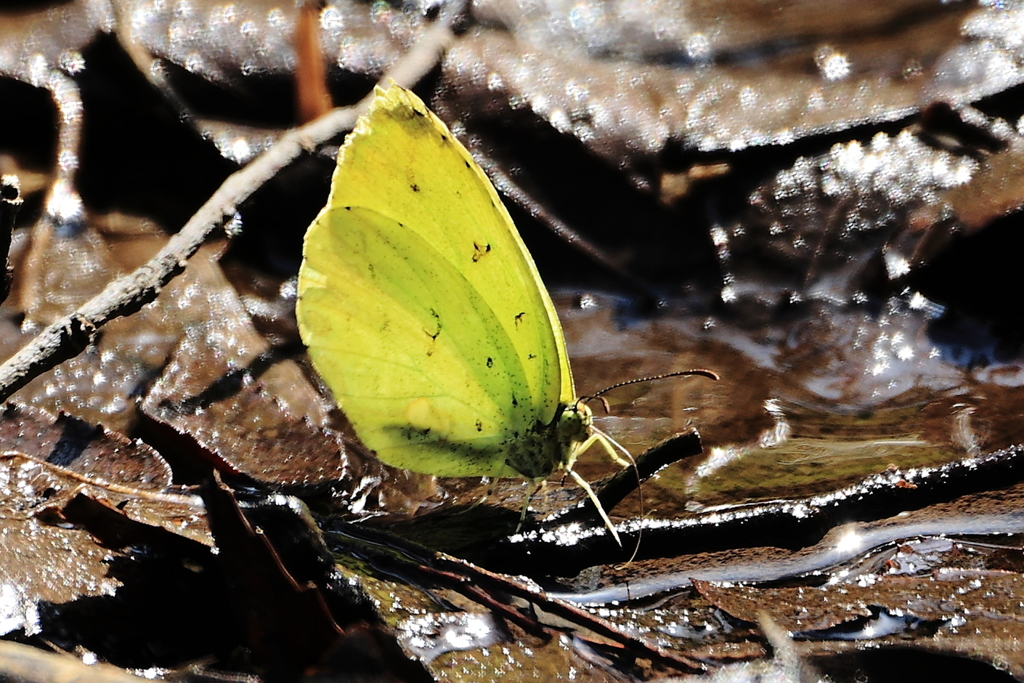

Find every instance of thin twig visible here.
[329,523,704,673]
[0,20,456,404]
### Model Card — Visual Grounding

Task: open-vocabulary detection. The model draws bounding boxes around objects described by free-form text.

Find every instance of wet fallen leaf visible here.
[0,453,209,636]
[0,402,170,488]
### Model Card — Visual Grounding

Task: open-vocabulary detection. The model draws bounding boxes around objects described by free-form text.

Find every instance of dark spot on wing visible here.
[411,183,420,192]
[511,393,519,408]
[472,242,491,262]
[424,309,442,356]
[476,420,483,432]
[441,134,449,143]
[344,206,352,211]
[515,312,526,326]
[486,357,493,368]
[528,353,536,360]
[426,308,442,341]
[464,160,470,169]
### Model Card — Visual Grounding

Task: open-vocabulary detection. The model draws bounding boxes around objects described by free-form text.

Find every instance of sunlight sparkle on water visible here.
[835,528,864,554]
[45,179,83,225]
[686,33,711,61]
[818,50,851,81]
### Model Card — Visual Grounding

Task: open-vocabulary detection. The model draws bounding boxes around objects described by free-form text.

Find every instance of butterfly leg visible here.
[576,430,633,469]
[565,468,622,547]
[461,477,499,512]
[515,478,545,533]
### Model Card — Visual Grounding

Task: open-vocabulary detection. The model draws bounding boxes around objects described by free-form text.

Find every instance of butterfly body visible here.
[297,85,622,539]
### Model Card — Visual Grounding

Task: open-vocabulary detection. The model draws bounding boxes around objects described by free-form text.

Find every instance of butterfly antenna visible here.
[590,395,612,415]
[579,370,717,561]
[581,369,719,403]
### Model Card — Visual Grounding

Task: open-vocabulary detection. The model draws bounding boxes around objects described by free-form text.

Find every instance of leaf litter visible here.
[3,0,1024,681]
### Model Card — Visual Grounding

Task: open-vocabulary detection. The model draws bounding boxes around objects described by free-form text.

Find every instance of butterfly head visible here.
[553,399,594,470]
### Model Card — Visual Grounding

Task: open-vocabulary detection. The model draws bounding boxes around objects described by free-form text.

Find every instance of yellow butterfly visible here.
[297,85,638,543]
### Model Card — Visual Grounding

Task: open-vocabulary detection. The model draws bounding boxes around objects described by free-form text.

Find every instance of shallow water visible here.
[549,289,1020,521]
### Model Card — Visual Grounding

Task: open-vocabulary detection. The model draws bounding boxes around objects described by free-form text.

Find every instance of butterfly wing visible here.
[297,86,574,478]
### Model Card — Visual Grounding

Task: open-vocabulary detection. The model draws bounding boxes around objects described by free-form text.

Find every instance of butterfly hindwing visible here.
[302,204,527,476]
